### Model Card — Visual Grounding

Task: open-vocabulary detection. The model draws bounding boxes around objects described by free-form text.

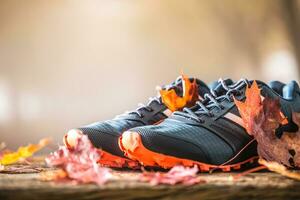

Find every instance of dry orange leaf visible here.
[234,81,300,168]
[160,75,199,112]
[234,81,288,134]
[0,138,51,165]
[234,81,263,133]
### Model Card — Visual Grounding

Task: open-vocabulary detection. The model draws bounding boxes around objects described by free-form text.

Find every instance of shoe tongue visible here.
[212,79,234,96]
[161,76,185,96]
[195,79,211,99]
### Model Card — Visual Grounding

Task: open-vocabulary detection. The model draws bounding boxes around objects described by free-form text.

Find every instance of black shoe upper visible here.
[77,77,211,157]
[129,79,300,165]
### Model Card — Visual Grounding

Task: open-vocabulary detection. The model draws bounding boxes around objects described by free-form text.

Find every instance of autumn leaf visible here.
[0,138,51,165]
[259,159,300,181]
[235,81,299,168]
[45,135,112,185]
[160,75,199,112]
[233,81,263,134]
[140,165,204,186]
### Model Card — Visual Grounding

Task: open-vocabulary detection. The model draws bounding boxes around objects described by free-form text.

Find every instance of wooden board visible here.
[0,157,300,200]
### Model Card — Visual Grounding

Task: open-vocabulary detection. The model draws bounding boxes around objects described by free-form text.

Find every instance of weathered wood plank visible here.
[0,158,300,200]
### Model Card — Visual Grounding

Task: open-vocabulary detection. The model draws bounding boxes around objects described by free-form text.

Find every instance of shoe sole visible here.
[98,149,140,169]
[119,131,259,171]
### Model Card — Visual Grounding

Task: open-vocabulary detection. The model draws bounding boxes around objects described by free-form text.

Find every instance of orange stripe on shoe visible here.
[163,109,173,117]
[119,131,258,171]
[224,112,245,128]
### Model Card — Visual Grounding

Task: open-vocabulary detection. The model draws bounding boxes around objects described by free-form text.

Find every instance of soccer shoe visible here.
[64,76,211,168]
[120,79,300,171]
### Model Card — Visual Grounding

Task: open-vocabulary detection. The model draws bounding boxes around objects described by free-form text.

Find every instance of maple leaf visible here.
[0,138,51,165]
[235,81,299,168]
[140,165,204,186]
[233,81,262,134]
[160,75,199,112]
[45,135,112,185]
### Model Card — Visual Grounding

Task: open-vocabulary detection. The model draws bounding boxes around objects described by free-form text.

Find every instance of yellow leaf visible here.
[0,138,51,165]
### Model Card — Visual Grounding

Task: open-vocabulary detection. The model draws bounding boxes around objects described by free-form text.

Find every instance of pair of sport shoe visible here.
[64,76,300,172]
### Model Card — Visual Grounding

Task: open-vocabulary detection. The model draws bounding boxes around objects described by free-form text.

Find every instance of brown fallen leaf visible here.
[259,159,300,181]
[160,75,199,112]
[235,81,300,168]
[234,81,264,134]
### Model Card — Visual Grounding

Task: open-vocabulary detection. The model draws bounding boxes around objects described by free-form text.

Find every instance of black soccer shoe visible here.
[65,76,211,168]
[120,79,300,171]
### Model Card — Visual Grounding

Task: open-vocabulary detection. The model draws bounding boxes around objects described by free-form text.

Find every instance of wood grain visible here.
[0,157,300,200]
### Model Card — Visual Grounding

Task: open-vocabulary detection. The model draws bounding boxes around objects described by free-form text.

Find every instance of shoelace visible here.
[116,76,184,118]
[174,78,249,123]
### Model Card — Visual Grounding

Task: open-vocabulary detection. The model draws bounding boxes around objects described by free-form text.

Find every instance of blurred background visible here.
[1,0,300,148]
